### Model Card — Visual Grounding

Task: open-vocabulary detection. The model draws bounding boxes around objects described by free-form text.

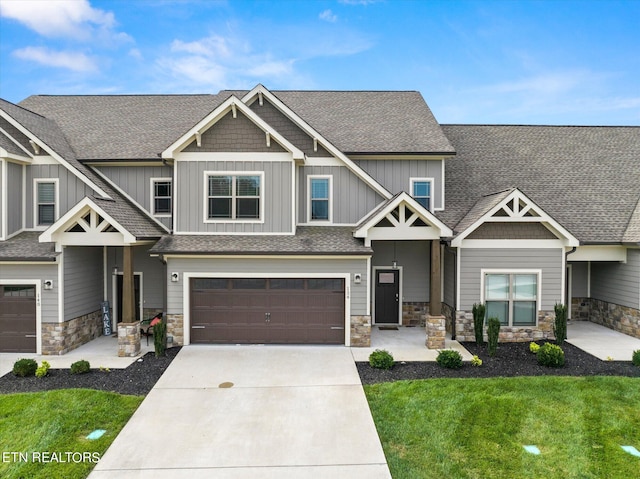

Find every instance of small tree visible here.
[153,320,167,357]
[472,303,486,346]
[554,303,568,345]
[487,317,501,357]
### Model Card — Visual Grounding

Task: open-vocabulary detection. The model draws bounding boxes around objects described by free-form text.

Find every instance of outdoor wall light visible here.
[171,272,179,282]
[353,273,362,284]
[43,280,53,290]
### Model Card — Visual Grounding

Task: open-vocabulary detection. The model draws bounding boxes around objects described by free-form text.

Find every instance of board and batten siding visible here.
[25,164,97,229]
[459,248,564,311]
[165,256,369,316]
[353,159,444,210]
[371,240,430,302]
[569,261,589,298]
[590,249,640,309]
[96,165,173,229]
[297,166,384,224]
[7,161,23,236]
[63,246,103,321]
[0,263,58,322]
[106,245,166,311]
[176,160,293,233]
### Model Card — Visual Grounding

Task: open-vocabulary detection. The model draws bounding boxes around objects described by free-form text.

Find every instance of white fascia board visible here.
[451,189,578,247]
[0,149,32,163]
[0,125,34,158]
[569,245,627,262]
[458,239,567,249]
[0,111,110,198]
[161,96,304,160]
[354,192,452,238]
[241,85,392,201]
[38,197,136,244]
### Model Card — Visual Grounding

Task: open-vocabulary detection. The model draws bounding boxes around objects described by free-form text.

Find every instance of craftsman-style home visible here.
[1,85,638,355]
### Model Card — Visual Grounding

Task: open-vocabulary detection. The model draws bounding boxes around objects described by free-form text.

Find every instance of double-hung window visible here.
[35,179,57,226]
[410,178,433,211]
[484,272,538,326]
[308,175,331,222]
[151,178,172,216]
[207,173,262,220]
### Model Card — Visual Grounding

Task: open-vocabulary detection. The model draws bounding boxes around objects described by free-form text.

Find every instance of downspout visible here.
[445,242,457,340]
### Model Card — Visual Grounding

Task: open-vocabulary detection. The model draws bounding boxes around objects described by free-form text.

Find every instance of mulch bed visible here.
[357,342,640,384]
[0,347,181,396]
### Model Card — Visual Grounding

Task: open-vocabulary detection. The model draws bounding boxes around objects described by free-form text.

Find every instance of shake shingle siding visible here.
[590,249,640,309]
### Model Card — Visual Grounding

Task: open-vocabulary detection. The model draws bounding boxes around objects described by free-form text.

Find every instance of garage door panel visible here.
[0,286,36,353]
[190,278,345,345]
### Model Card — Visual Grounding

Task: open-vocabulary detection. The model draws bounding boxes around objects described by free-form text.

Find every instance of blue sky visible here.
[1,0,639,125]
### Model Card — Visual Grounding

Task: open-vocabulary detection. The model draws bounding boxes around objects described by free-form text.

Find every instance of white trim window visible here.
[34,179,58,227]
[410,177,434,211]
[205,172,263,221]
[151,178,172,216]
[484,272,539,326]
[308,175,332,222]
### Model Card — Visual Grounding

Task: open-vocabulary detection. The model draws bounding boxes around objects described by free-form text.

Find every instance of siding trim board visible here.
[182,271,352,346]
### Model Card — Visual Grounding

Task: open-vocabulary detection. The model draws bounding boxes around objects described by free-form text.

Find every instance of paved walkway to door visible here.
[567,321,640,361]
[89,346,391,479]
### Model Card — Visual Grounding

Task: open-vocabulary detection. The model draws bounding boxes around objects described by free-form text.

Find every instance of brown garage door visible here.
[0,285,37,353]
[190,278,345,344]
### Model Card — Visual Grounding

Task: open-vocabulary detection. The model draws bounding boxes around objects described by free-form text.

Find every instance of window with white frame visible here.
[410,178,433,211]
[485,272,538,326]
[151,178,172,216]
[206,173,262,220]
[308,176,331,222]
[35,179,57,226]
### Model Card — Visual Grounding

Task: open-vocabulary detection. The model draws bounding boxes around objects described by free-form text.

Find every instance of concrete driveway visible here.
[89,346,391,478]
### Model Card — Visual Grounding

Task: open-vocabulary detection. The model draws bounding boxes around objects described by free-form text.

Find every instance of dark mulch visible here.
[357,342,640,384]
[0,347,181,396]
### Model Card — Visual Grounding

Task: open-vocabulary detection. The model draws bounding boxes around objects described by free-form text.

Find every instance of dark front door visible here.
[0,285,37,353]
[375,269,400,324]
[116,274,141,323]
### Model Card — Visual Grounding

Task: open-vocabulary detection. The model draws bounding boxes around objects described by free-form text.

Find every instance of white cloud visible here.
[171,36,231,58]
[13,46,98,72]
[319,9,338,23]
[0,0,115,40]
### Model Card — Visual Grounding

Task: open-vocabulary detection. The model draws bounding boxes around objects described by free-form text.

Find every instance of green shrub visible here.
[632,349,640,367]
[487,317,501,357]
[369,349,394,369]
[471,355,483,367]
[472,303,486,346]
[436,349,463,369]
[529,342,540,354]
[70,360,91,374]
[35,360,51,378]
[13,358,38,377]
[153,320,168,357]
[537,342,565,367]
[554,303,568,345]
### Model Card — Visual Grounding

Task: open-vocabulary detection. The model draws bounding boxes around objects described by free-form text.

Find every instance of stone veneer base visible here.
[117,321,141,357]
[426,315,446,349]
[166,314,184,346]
[587,298,640,340]
[402,302,428,326]
[455,310,555,343]
[41,310,103,355]
[350,315,371,347]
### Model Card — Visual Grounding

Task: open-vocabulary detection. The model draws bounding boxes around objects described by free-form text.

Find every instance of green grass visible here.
[364,376,640,479]
[0,389,143,479]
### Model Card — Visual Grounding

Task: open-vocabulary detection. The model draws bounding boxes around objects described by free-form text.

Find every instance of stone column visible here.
[426,315,446,349]
[118,321,141,357]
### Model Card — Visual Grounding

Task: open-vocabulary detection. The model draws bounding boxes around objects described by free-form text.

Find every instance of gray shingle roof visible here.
[149,227,372,255]
[0,232,58,261]
[439,125,640,243]
[0,130,25,156]
[453,188,515,234]
[18,90,454,159]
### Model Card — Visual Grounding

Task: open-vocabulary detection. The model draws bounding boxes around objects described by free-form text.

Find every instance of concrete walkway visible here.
[567,321,640,361]
[89,346,391,479]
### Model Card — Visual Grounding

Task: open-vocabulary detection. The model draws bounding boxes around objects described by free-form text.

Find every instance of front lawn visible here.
[365,376,640,479]
[0,389,143,479]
